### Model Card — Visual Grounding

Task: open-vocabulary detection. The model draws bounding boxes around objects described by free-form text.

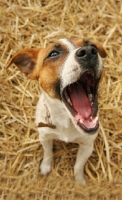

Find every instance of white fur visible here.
[59,38,75,52]
[61,49,82,89]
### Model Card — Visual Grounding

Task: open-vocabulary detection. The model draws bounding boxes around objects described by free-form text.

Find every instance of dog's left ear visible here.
[6,48,40,79]
[92,41,107,58]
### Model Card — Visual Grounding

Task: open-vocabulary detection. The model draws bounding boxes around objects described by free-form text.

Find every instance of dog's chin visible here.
[71,115,99,135]
[62,70,100,135]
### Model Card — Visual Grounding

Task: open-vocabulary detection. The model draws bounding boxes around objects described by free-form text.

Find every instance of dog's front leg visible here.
[40,139,53,175]
[74,142,93,184]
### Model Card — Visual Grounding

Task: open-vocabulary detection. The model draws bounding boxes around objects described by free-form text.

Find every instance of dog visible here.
[7,37,107,184]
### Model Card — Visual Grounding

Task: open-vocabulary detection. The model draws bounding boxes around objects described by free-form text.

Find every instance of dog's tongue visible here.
[68,84,91,119]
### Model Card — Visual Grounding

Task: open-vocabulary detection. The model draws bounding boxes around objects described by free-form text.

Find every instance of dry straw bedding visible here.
[0,0,122,199]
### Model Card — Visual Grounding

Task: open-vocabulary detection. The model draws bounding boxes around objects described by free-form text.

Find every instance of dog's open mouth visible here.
[62,70,99,134]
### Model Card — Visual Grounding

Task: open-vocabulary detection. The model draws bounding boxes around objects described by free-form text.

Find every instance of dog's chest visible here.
[36,93,97,144]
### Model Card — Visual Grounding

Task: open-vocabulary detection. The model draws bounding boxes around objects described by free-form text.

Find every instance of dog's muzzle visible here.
[62,45,102,134]
[75,45,98,69]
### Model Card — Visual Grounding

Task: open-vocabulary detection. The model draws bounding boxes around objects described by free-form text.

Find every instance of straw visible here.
[0,0,122,199]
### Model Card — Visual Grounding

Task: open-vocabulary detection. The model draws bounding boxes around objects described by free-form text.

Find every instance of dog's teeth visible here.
[91,102,93,106]
[67,97,72,105]
[64,90,72,105]
[79,119,83,123]
[89,116,95,122]
[88,93,93,106]
[64,91,68,98]
[88,94,92,102]
[89,116,98,123]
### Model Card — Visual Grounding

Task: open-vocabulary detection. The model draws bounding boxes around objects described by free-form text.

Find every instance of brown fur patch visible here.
[69,37,85,47]
[69,37,107,58]
[6,48,40,79]
[39,53,67,99]
[33,41,69,99]
[92,41,107,58]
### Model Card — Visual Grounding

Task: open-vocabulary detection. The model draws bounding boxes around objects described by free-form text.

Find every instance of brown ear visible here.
[92,41,107,58]
[6,48,40,79]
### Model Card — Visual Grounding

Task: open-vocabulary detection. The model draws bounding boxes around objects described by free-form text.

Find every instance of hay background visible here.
[0,0,122,199]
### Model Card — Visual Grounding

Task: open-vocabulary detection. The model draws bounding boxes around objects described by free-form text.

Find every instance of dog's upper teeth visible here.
[88,94,93,102]
[90,102,93,106]
[64,90,68,97]
[87,86,93,103]
[67,97,72,105]
[88,93,93,107]
[64,90,72,105]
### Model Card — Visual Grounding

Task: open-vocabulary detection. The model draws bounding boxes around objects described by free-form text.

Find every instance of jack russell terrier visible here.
[7,37,107,184]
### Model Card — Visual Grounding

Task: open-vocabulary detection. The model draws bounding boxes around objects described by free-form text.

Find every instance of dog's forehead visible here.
[58,38,75,51]
[47,38,86,52]
[59,37,86,49]
[46,38,75,52]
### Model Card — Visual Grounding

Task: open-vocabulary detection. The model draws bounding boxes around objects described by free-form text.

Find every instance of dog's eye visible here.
[48,51,59,58]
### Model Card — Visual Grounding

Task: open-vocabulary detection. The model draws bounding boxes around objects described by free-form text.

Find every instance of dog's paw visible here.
[40,160,51,175]
[75,173,86,185]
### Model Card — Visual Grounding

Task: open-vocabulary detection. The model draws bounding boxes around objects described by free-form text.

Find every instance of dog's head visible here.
[7,37,107,134]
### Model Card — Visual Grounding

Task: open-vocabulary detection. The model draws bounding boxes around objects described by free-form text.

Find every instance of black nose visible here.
[76,46,98,62]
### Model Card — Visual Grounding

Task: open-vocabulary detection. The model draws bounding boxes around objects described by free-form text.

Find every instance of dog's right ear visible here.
[6,48,40,80]
[92,41,107,58]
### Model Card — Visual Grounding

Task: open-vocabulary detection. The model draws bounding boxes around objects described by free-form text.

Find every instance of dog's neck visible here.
[41,89,71,129]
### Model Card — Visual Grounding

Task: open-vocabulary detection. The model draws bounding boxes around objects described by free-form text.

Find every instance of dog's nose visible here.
[76,46,98,62]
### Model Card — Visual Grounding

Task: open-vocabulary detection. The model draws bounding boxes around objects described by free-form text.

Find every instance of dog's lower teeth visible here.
[89,116,93,122]
[79,119,83,123]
